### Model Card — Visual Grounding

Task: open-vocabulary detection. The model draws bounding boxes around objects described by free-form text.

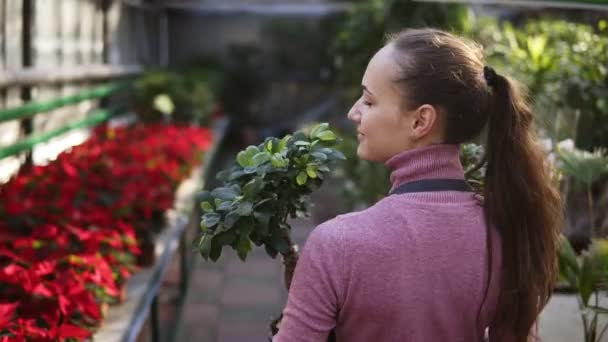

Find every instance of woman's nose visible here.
[347,100,361,123]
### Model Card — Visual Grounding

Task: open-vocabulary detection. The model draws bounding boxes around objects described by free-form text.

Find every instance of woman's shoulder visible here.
[309,199,396,245]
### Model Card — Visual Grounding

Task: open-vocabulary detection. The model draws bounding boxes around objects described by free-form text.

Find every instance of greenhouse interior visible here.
[0,0,608,341]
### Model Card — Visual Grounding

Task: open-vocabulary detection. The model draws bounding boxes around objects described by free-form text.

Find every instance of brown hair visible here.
[388,28,562,341]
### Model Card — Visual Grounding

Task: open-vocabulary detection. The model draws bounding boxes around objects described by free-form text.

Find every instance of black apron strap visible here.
[390,178,473,195]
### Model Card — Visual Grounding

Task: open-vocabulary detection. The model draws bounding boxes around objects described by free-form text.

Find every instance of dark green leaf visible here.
[202,212,221,228]
[236,201,253,216]
[265,244,278,258]
[311,152,327,161]
[209,237,223,262]
[237,221,254,236]
[269,233,290,255]
[244,166,257,174]
[217,201,232,211]
[237,236,252,261]
[211,187,238,201]
[254,198,274,208]
[216,231,237,246]
[580,256,595,306]
[243,178,263,198]
[318,165,330,173]
[254,210,271,235]
[224,211,241,228]
[199,235,212,261]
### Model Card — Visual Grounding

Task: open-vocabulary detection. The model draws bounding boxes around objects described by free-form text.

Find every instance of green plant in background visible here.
[132,66,221,125]
[559,237,608,342]
[556,145,608,237]
[460,143,486,191]
[331,0,471,97]
[471,18,608,150]
[333,127,486,210]
[332,130,390,211]
[197,123,344,287]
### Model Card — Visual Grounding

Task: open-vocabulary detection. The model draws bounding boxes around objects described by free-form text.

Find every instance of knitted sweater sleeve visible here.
[273,221,346,342]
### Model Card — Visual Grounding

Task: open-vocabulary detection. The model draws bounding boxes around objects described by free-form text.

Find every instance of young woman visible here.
[274,28,562,342]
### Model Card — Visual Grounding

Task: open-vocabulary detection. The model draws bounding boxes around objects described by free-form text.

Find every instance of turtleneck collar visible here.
[384,144,465,193]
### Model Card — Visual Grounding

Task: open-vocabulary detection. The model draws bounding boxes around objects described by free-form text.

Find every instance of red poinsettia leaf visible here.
[33,261,56,277]
[32,283,54,297]
[0,302,18,327]
[56,323,92,339]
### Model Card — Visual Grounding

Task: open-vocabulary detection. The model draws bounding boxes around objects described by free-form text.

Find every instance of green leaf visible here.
[243,166,257,174]
[254,198,274,208]
[330,151,346,160]
[265,244,278,258]
[200,201,214,213]
[243,178,263,198]
[310,122,329,138]
[217,201,232,211]
[209,237,223,262]
[202,212,221,228]
[316,131,336,141]
[252,152,271,166]
[211,187,238,201]
[254,211,271,236]
[236,151,251,167]
[296,171,308,185]
[306,164,318,179]
[278,135,291,152]
[237,221,254,236]
[294,141,311,146]
[558,235,581,276]
[269,233,290,255]
[216,231,237,246]
[311,152,327,161]
[265,139,274,152]
[580,256,595,306]
[199,235,212,261]
[224,211,241,228]
[237,236,252,261]
[236,201,253,216]
[270,155,288,168]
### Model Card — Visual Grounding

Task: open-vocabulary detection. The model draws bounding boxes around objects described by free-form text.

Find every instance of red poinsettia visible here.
[0,123,214,340]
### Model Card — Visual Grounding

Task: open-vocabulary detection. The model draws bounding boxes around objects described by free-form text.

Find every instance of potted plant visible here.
[196,123,344,336]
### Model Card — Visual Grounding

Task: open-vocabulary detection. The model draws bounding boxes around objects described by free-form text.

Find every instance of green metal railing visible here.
[0,82,129,160]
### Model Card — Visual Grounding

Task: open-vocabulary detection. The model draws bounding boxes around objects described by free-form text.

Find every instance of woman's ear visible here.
[409,104,439,140]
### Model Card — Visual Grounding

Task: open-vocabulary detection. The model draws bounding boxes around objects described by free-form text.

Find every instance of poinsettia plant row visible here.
[0,123,213,341]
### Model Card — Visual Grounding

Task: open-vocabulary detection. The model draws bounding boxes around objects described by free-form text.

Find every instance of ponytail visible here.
[484,72,563,341]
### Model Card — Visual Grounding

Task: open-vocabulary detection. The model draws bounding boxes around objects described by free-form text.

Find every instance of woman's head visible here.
[350,28,562,342]
[348,29,491,162]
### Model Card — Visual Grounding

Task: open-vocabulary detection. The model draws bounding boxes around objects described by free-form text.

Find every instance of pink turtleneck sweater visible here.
[275,144,507,342]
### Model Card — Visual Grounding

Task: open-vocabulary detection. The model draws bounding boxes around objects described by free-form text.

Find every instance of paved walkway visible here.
[178,217,314,342]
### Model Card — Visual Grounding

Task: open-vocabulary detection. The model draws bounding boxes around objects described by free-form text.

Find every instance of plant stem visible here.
[281,232,299,290]
[587,185,596,237]
[596,320,608,342]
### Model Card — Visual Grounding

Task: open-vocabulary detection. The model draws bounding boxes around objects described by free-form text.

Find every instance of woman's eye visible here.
[363,101,373,107]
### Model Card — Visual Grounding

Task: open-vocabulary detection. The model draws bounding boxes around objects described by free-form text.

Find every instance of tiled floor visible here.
[177,217,314,342]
